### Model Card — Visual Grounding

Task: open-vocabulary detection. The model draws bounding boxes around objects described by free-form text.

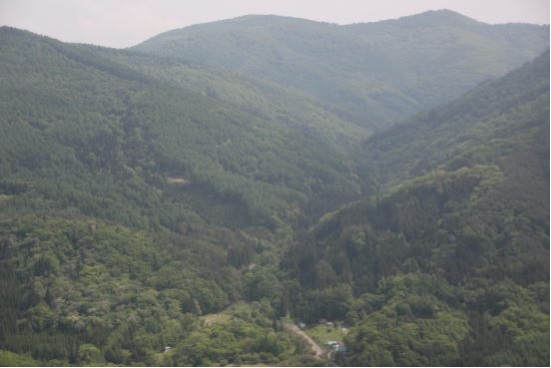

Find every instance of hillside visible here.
[97,47,369,145]
[133,10,549,130]
[282,50,550,366]
[0,26,363,226]
[0,26,361,366]
[0,12,549,367]
[360,50,550,192]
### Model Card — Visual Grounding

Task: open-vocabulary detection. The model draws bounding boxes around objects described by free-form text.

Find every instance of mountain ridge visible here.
[134,9,530,43]
[132,10,549,130]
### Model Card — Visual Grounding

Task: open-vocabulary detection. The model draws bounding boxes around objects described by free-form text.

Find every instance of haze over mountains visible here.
[134,10,549,130]
[0,10,549,367]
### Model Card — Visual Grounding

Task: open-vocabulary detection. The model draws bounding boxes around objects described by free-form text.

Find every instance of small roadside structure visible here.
[326,341,346,353]
[166,177,190,185]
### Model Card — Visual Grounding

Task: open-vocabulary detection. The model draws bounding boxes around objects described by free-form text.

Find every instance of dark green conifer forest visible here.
[0,10,549,367]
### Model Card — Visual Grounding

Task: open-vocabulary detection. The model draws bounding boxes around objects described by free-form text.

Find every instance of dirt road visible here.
[284,323,325,359]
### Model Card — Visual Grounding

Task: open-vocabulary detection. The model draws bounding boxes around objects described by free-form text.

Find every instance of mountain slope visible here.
[0,27,364,366]
[0,26,362,226]
[96,47,369,145]
[132,10,549,130]
[281,51,550,366]
[360,50,550,192]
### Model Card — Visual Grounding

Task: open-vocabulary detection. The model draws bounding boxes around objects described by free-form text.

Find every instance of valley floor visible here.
[284,322,325,359]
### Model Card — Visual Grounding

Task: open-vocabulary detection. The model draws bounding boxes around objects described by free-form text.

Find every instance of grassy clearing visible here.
[199,302,252,326]
[303,323,348,346]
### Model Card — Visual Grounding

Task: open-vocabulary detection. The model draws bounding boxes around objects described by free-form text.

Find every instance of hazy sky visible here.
[0,0,549,48]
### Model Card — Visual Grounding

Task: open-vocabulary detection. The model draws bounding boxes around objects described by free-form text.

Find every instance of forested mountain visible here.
[360,49,550,191]
[0,26,362,366]
[97,47,368,143]
[0,26,364,225]
[282,50,550,366]
[0,10,549,367]
[133,10,549,130]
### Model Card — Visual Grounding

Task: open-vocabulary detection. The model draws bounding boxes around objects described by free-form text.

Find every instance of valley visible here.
[0,9,549,367]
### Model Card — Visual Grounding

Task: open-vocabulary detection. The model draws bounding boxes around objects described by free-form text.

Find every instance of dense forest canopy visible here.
[0,9,549,367]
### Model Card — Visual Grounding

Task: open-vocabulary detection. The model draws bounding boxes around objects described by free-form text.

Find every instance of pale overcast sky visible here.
[0,0,549,48]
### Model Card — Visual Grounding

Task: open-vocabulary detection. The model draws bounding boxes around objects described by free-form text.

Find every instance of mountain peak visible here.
[394,8,481,26]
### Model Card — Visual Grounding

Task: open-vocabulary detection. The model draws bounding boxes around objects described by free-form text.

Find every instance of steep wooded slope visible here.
[133,10,549,130]
[0,27,361,366]
[282,51,550,366]
[361,50,550,191]
[98,47,368,144]
[0,26,362,226]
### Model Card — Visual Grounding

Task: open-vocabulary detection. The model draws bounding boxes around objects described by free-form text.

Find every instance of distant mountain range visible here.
[133,10,549,130]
